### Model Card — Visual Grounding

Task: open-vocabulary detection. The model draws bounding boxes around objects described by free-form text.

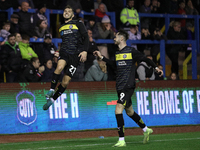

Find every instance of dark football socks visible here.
[116,114,125,137]
[129,112,146,128]
[50,73,61,89]
[52,84,66,100]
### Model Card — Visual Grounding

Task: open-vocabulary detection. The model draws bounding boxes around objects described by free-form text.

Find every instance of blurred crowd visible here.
[0,0,199,83]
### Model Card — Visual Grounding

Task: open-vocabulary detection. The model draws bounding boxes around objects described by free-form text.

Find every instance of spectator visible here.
[18,1,36,38]
[0,0,19,28]
[18,0,34,9]
[0,22,11,45]
[166,21,185,76]
[84,29,99,74]
[33,3,48,27]
[95,3,108,22]
[120,0,140,29]
[34,19,49,38]
[102,0,124,29]
[155,64,164,80]
[0,34,23,82]
[128,25,141,50]
[150,0,161,33]
[81,0,94,13]
[86,16,99,39]
[150,27,167,64]
[185,0,198,15]
[139,0,151,29]
[14,32,22,45]
[169,72,178,80]
[33,19,50,64]
[97,15,116,59]
[41,59,55,82]
[137,27,151,54]
[42,34,57,62]
[136,55,156,81]
[94,0,108,12]
[66,0,82,17]
[18,34,38,63]
[178,1,186,27]
[9,14,20,34]
[151,0,161,13]
[85,57,108,81]
[19,57,44,82]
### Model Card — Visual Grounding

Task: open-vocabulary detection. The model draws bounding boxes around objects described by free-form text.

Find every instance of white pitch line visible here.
[17,137,200,150]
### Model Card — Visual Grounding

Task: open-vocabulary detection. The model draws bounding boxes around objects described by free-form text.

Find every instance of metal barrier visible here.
[26,38,197,79]
[0,8,199,51]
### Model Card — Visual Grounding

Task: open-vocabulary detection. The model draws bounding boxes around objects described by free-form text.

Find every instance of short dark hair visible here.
[118,29,129,41]
[64,5,73,12]
[36,19,45,27]
[3,22,10,27]
[21,34,30,41]
[8,34,15,39]
[31,57,39,63]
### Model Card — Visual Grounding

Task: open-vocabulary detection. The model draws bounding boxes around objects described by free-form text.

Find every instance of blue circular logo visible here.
[69,25,73,29]
[123,54,127,58]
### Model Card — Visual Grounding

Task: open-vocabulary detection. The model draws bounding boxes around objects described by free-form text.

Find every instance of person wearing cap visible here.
[86,16,99,39]
[9,14,19,34]
[42,34,57,61]
[97,15,116,59]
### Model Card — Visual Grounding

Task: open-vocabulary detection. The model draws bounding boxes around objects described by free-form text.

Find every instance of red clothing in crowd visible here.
[178,8,186,27]
[95,9,108,18]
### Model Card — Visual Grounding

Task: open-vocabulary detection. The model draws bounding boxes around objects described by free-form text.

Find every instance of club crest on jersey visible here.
[69,25,73,29]
[123,54,127,59]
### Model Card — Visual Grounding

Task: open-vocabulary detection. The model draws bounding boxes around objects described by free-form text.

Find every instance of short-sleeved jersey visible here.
[103,46,157,91]
[59,19,88,55]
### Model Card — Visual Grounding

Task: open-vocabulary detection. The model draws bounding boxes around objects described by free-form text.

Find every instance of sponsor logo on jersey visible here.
[64,30,73,34]
[118,61,127,66]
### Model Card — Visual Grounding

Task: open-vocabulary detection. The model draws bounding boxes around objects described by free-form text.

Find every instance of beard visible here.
[114,40,119,45]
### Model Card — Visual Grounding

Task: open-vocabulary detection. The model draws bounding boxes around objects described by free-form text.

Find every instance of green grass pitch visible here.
[0,132,200,150]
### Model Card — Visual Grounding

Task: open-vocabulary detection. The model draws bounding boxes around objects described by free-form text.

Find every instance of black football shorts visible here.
[59,52,80,77]
[117,88,134,108]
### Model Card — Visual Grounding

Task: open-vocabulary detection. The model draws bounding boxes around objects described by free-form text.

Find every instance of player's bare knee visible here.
[126,111,133,117]
[125,108,134,116]
[55,66,64,74]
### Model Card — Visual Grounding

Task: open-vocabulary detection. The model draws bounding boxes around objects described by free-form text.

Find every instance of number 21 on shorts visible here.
[69,65,76,76]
